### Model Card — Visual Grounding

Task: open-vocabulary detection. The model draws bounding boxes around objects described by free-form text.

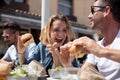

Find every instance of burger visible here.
[21,33,34,46]
[69,45,88,58]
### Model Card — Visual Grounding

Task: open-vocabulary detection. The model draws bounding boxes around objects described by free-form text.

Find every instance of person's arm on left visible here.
[17,36,26,65]
[0,46,16,68]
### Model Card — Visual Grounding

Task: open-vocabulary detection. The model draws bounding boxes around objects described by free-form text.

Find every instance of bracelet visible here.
[18,52,24,54]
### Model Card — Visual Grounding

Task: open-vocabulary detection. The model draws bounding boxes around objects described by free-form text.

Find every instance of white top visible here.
[86,30,120,80]
[3,42,36,64]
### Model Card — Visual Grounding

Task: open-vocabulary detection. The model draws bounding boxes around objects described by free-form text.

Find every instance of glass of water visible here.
[60,67,79,80]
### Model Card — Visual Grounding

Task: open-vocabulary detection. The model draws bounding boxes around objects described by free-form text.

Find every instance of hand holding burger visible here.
[20,33,34,46]
[69,45,89,58]
[17,33,34,65]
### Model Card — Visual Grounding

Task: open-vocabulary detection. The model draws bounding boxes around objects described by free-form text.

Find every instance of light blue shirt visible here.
[24,42,78,72]
[4,42,36,64]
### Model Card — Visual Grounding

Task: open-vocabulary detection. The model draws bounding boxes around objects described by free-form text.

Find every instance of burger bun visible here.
[69,45,86,58]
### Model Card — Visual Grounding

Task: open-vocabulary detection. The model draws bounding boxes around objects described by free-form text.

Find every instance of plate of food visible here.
[7,65,38,80]
[7,60,47,80]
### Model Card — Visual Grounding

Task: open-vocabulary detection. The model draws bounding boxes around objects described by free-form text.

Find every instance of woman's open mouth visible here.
[55,38,64,43]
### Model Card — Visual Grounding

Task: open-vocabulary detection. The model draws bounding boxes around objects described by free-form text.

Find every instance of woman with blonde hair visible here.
[18,14,77,72]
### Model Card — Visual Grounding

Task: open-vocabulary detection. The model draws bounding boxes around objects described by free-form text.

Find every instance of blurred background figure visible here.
[0,21,36,68]
[0,32,8,59]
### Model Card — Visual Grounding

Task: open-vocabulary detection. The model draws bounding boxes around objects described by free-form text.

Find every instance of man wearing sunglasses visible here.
[0,21,36,68]
[80,0,120,80]
[60,0,120,80]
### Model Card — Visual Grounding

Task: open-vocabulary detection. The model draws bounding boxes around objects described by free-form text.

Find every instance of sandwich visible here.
[69,45,88,58]
[21,33,34,46]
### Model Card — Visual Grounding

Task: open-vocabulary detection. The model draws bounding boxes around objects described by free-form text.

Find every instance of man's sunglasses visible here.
[91,6,106,14]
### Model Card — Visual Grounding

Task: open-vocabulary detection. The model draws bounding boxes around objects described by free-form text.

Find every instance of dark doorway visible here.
[31,29,41,44]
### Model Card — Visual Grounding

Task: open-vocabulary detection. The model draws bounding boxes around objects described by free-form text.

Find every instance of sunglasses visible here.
[2,34,10,38]
[91,6,106,14]
[2,31,16,38]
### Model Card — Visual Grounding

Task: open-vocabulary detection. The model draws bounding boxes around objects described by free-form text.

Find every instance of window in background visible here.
[58,0,72,15]
[14,0,24,3]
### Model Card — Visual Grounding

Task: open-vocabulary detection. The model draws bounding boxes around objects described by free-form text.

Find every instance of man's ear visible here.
[15,31,20,36]
[104,6,111,17]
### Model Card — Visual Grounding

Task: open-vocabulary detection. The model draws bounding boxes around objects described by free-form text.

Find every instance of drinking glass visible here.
[60,67,79,80]
[48,69,61,79]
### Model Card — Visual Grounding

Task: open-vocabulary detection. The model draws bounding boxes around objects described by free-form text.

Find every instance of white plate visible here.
[7,76,38,80]
[47,77,60,80]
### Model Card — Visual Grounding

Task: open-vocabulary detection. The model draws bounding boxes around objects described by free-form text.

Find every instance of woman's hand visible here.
[59,42,73,67]
[47,42,62,67]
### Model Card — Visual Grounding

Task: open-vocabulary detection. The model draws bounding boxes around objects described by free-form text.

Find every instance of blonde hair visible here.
[40,14,75,45]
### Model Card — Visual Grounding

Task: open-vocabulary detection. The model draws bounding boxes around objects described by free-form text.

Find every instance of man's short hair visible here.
[98,0,120,23]
[3,21,21,33]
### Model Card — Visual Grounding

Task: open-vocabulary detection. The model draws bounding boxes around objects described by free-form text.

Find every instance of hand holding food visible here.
[17,33,34,65]
[69,45,89,58]
[21,33,34,46]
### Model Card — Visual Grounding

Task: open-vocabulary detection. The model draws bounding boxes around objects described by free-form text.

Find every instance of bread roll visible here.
[69,45,86,58]
[21,33,34,46]
[0,62,11,75]
[21,33,34,43]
